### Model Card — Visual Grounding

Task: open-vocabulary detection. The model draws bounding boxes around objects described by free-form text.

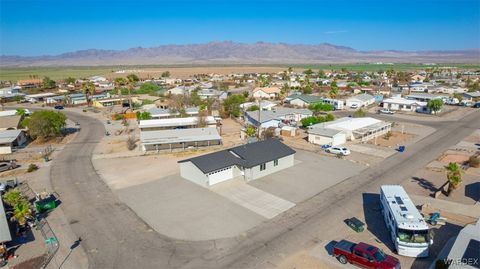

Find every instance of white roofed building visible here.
[139,116,217,131]
[308,117,391,145]
[140,127,221,152]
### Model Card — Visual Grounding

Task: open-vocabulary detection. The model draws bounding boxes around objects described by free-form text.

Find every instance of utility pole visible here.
[257,99,261,138]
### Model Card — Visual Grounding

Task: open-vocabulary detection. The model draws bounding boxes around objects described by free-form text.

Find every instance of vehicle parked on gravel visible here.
[0,161,17,173]
[378,108,395,114]
[325,147,351,156]
[333,240,400,269]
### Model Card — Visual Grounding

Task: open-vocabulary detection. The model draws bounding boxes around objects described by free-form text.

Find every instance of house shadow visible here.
[362,193,395,252]
[465,182,480,202]
[324,240,338,256]
[410,222,463,269]
[411,176,437,193]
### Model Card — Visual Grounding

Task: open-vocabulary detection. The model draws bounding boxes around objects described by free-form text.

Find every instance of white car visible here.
[379,108,395,114]
[325,147,351,156]
[350,104,359,109]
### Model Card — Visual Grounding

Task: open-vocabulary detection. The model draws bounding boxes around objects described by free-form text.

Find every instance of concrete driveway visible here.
[249,150,366,203]
[117,174,266,241]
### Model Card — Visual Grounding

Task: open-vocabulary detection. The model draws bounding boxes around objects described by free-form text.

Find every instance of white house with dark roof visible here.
[178,139,295,187]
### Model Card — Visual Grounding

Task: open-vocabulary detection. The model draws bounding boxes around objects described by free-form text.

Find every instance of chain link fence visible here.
[17,181,59,269]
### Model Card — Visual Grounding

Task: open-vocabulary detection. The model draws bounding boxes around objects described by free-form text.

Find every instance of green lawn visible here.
[288,63,480,72]
[1,63,479,81]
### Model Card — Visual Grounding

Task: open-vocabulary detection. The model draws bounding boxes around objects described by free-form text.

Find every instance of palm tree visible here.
[3,189,22,207]
[81,81,96,106]
[445,162,462,195]
[11,199,31,226]
[114,77,127,96]
[126,74,139,110]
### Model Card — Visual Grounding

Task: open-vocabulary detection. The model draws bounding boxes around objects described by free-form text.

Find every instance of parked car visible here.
[350,104,359,109]
[325,147,351,156]
[460,100,473,107]
[473,102,480,108]
[378,108,395,114]
[333,240,400,269]
[54,105,64,110]
[0,161,17,173]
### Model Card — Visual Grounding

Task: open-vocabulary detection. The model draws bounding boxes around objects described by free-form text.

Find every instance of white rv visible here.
[380,185,432,257]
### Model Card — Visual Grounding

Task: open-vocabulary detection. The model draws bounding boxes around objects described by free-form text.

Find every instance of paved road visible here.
[48,108,479,269]
[49,111,207,269]
[182,109,480,269]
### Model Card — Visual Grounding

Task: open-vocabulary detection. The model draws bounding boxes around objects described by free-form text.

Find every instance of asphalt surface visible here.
[48,109,479,269]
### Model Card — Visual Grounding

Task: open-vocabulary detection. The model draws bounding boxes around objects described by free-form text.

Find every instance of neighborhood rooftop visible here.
[0,130,23,144]
[179,139,295,173]
[245,107,312,123]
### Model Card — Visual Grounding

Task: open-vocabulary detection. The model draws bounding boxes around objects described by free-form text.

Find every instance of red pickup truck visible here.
[333,240,400,269]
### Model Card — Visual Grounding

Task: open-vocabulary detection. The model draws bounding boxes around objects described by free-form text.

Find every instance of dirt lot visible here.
[367,131,415,147]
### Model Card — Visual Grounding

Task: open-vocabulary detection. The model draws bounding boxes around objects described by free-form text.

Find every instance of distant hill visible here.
[1,41,479,66]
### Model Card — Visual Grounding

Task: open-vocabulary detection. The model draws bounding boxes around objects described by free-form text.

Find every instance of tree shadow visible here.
[362,193,395,252]
[411,176,438,193]
[465,182,480,202]
[410,222,463,269]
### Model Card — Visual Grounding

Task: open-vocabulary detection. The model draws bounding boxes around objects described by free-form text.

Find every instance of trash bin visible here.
[398,146,405,152]
[345,217,365,233]
[35,195,57,213]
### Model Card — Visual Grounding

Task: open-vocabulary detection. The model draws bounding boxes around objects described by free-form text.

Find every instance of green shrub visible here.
[27,163,39,173]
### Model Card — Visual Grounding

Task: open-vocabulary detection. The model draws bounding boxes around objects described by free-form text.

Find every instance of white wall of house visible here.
[346,97,375,108]
[289,99,308,107]
[244,154,294,181]
[253,90,277,99]
[259,119,281,129]
[179,161,209,187]
[308,133,346,146]
[0,146,12,154]
[383,102,417,111]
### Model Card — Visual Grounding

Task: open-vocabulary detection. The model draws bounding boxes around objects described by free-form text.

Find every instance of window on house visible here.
[260,163,266,171]
[274,159,278,166]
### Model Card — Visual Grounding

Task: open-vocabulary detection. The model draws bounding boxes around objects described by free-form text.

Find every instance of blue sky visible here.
[1,0,479,56]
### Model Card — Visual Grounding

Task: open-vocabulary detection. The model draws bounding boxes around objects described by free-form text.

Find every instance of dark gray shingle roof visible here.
[178,139,295,173]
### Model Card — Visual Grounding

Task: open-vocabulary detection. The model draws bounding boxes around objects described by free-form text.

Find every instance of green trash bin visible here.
[35,195,57,213]
[345,217,365,233]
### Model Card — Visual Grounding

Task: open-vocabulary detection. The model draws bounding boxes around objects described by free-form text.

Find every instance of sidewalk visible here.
[411,194,480,218]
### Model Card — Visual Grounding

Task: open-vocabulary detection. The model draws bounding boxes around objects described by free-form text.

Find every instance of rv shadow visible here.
[362,193,395,252]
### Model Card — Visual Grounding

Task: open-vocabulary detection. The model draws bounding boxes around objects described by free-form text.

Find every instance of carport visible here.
[353,121,392,142]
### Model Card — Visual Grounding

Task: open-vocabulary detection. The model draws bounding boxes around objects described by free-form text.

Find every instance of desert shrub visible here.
[469,155,480,168]
[27,164,39,173]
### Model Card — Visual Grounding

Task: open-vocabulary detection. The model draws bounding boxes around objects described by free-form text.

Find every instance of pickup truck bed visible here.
[335,240,356,253]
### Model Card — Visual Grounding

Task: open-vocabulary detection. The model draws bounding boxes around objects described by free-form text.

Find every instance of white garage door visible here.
[208,167,234,185]
[332,133,347,146]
